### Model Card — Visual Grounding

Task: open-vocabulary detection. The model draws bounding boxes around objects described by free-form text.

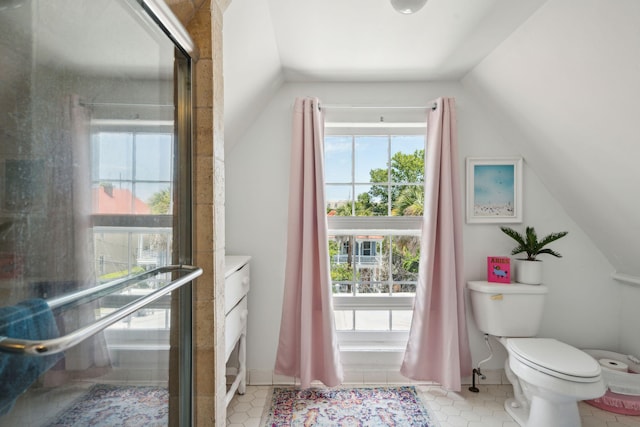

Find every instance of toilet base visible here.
[505,397,528,426]
[506,395,581,427]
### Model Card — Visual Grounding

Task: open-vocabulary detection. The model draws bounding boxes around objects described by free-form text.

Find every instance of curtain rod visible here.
[321,103,437,111]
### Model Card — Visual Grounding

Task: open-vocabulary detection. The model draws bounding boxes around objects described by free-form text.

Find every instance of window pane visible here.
[355,236,388,282]
[130,231,171,271]
[355,310,389,331]
[355,184,385,216]
[135,133,173,181]
[136,183,171,214]
[355,237,381,264]
[332,282,353,295]
[391,310,413,331]
[325,136,352,183]
[329,236,355,288]
[392,235,420,282]
[335,310,354,331]
[390,135,425,183]
[93,132,133,180]
[108,309,171,330]
[393,283,416,294]
[93,181,134,214]
[355,136,387,183]
[357,282,389,294]
[391,184,423,216]
[94,229,172,282]
[326,185,352,216]
[95,231,132,279]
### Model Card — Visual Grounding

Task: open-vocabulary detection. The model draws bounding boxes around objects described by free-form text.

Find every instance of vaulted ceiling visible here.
[223,0,640,278]
[223,0,547,148]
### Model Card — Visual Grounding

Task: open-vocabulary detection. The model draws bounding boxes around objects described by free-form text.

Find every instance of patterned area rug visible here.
[262,386,436,426]
[47,384,168,427]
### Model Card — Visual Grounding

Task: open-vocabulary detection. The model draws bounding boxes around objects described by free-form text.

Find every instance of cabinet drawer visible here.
[225,263,250,315]
[225,296,247,362]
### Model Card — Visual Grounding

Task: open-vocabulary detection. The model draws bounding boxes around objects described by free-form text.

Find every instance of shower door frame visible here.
[138,2,198,425]
[174,42,195,427]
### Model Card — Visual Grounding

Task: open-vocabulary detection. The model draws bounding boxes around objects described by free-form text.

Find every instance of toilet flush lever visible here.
[490,294,503,301]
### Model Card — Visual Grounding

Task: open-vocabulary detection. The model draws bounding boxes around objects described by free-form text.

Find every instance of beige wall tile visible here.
[193,253,214,302]
[166,1,227,425]
[194,203,214,254]
[194,155,213,204]
[194,396,215,425]
[187,6,212,59]
[194,300,215,349]
[195,107,214,157]
[194,59,213,108]
[194,348,216,394]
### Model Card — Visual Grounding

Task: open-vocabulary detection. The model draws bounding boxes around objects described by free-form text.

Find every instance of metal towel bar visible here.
[0,265,202,356]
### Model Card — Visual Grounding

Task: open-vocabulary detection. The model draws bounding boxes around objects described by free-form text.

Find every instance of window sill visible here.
[340,342,406,353]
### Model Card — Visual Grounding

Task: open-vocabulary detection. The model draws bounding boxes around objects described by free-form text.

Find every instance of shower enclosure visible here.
[0,1,198,425]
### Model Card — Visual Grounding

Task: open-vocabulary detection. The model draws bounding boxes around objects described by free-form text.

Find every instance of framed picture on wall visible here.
[466,157,523,223]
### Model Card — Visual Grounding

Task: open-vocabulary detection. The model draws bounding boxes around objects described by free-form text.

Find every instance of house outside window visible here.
[324,116,425,349]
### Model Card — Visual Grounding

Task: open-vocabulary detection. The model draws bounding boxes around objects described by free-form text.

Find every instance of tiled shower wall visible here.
[166,1,230,425]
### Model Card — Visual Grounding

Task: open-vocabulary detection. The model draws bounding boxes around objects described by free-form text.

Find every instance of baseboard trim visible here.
[247,368,508,387]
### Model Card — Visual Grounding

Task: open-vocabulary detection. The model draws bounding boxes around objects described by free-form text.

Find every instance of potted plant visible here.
[500,226,568,285]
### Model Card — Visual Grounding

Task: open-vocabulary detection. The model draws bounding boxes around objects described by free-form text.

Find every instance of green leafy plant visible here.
[500,226,568,261]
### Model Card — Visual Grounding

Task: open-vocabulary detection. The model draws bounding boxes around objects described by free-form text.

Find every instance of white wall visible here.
[620,285,640,357]
[462,0,640,361]
[225,81,621,377]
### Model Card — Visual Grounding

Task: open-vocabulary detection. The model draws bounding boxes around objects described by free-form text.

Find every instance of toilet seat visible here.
[506,338,601,383]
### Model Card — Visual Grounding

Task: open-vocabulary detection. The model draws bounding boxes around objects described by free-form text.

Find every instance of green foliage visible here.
[392,185,424,216]
[400,246,420,273]
[328,149,424,217]
[331,263,354,282]
[368,149,425,216]
[328,239,340,257]
[390,150,425,183]
[500,226,568,261]
[148,188,171,214]
[329,239,358,282]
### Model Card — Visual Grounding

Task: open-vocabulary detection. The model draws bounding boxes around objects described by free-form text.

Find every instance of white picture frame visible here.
[466,157,523,224]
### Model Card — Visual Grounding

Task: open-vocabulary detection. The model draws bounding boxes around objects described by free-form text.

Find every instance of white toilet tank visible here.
[467,281,548,337]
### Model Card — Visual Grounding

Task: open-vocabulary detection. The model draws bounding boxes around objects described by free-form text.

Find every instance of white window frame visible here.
[325,122,426,348]
[91,121,176,330]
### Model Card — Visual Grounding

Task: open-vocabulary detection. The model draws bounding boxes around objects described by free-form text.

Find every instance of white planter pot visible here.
[515,259,543,285]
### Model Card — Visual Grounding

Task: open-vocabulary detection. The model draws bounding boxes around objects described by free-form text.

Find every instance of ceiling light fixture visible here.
[390,0,427,14]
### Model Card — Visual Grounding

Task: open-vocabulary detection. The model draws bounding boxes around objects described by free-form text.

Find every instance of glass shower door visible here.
[0,1,195,425]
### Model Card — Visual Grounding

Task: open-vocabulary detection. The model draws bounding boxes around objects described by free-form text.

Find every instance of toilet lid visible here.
[507,338,601,382]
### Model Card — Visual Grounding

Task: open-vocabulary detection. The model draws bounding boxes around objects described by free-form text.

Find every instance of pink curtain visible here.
[400,97,472,391]
[274,97,343,388]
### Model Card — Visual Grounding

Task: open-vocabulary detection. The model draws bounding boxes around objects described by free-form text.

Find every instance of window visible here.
[325,127,425,348]
[91,123,175,329]
[92,130,173,215]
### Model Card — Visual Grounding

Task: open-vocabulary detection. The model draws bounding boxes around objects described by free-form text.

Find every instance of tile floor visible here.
[227,384,640,426]
[0,370,166,427]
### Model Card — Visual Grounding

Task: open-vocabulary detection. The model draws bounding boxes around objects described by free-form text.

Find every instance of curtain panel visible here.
[401,97,472,391]
[274,97,343,388]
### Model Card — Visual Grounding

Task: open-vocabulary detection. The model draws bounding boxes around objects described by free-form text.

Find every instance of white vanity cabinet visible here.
[224,255,250,406]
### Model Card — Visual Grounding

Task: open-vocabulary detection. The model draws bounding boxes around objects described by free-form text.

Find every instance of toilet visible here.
[467,281,605,427]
